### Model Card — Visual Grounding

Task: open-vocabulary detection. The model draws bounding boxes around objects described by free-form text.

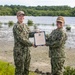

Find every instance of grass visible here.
[0,60,36,75]
[63,66,75,75]
[0,60,15,75]
[1,60,75,75]
[29,72,36,75]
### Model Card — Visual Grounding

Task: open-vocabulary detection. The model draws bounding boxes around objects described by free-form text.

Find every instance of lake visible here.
[0,16,75,25]
[0,16,75,48]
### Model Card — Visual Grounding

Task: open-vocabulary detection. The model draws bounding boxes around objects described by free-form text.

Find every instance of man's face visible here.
[56,21,64,29]
[17,14,24,23]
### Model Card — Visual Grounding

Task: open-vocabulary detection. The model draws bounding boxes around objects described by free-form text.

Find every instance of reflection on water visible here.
[0,24,75,48]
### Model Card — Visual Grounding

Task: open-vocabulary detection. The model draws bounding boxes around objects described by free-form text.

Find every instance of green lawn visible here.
[0,60,36,75]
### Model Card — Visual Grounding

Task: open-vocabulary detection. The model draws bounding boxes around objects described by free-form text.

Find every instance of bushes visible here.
[52,23,55,26]
[0,21,14,28]
[0,61,75,75]
[63,66,75,75]
[0,60,36,75]
[0,22,2,28]
[0,60,15,75]
[66,26,71,31]
[8,21,14,27]
[0,22,2,25]
[27,20,33,26]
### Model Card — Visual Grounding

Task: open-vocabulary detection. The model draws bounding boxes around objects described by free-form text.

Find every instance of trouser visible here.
[51,57,65,75]
[13,47,31,75]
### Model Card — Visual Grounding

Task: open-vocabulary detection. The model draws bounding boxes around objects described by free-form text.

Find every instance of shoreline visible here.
[0,41,75,72]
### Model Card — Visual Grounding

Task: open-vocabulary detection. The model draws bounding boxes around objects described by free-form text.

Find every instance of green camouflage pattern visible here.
[46,28,67,75]
[13,22,32,75]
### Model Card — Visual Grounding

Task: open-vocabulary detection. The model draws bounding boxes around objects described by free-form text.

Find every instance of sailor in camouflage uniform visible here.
[46,16,67,75]
[13,11,33,75]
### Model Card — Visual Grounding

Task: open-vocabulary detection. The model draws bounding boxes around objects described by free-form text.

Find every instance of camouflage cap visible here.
[56,16,65,23]
[17,11,25,16]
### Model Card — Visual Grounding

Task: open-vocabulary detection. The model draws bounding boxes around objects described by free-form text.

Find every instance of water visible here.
[0,16,75,25]
[0,16,75,48]
[38,25,75,48]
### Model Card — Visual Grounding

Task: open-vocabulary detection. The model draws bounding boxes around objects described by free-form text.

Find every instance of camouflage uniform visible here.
[46,28,67,75]
[13,22,32,75]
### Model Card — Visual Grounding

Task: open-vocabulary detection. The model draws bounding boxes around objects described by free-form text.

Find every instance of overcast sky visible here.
[0,0,75,7]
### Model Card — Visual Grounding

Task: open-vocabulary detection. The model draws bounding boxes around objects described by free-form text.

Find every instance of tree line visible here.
[0,5,75,16]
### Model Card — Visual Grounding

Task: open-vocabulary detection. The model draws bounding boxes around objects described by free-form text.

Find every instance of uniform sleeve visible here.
[46,34,50,46]
[13,25,32,46]
[26,25,34,37]
[29,32,35,37]
[48,31,67,47]
[25,25,31,32]
[64,32,67,41]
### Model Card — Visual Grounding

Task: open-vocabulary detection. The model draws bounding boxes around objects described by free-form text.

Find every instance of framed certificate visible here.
[34,31,46,46]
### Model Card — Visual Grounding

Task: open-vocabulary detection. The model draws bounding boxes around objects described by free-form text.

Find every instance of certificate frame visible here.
[34,31,46,46]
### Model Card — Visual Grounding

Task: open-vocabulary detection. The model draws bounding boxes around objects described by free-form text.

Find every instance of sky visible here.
[0,0,75,7]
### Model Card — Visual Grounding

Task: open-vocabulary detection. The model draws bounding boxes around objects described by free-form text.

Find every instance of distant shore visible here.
[0,41,75,72]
